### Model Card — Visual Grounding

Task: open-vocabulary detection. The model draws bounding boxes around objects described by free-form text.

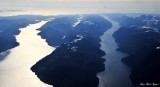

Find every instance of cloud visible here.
[0,0,160,13]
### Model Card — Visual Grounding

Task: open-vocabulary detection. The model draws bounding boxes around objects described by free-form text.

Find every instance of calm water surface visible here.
[97,15,135,87]
[0,21,55,87]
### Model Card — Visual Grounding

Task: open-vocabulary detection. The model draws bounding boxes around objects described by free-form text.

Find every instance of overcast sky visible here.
[0,0,160,13]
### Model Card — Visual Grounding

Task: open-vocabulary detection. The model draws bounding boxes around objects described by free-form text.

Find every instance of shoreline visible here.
[97,15,134,87]
[0,21,55,87]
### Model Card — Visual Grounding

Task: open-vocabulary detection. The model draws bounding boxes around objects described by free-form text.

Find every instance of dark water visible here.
[97,15,135,87]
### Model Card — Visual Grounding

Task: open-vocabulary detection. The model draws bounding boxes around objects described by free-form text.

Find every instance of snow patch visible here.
[83,21,94,25]
[62,36,66,39]
[141,26,151,29]
[73,35,85,43]
[71,46,78,51]
[72,15,83,27]
[156,46,160,50]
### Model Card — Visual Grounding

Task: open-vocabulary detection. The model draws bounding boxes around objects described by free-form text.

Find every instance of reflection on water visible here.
[97,15,134,87]
[0,21,55,87]
[0,51,10,61]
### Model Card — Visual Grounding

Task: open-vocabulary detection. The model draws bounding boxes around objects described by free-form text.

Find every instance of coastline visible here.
[97,15,134,87]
